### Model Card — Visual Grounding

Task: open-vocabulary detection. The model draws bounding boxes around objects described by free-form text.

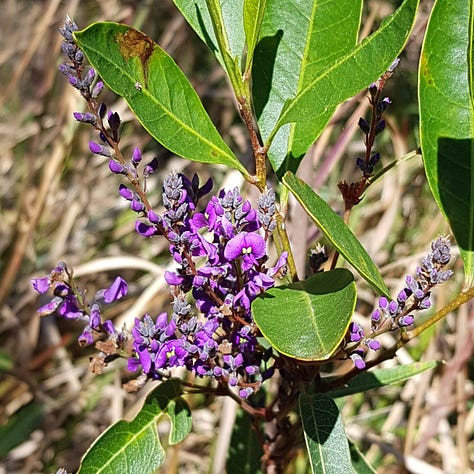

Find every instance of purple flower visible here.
[101,276,128,303]
[224,232,266,271]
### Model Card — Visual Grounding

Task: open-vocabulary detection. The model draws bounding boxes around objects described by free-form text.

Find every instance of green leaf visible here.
[253,269,356,360]
[419,0,474,285]
[0,402,44,457]
[349,439,377,474]
[253,0,362,175]
[283,172,390,297]
[326,361,440,398]
[243,0,267,72]
[0,349,13,371]
[74,22,248,177]
[299,393,353,474]
[268,0,419,162]
[172,0,245,70]
[78,379,191,474]
[227,407,264,474]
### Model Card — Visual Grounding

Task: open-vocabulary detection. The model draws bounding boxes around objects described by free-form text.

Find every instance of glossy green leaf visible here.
[74,22,248,176]
[253,0,362,175]
[243,0,267,72]
[172,0,245,70]
[227,407,264,474]
[78,379,191,474]
[419,0,474,285]
[299,393,352,474]
[349,439,377,474]
[253,269,356,360]
[326,361,439,398]
[268,0,419,164]
[283,172,390,297]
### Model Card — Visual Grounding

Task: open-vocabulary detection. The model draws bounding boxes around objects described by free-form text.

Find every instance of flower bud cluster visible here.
[346,236,453,369]
[59,17,101,101]
[356,59,399,178]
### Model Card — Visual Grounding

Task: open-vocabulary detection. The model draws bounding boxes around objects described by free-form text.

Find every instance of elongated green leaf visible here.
[419,0,474,285]
[283,172,390,297]
[299,393,352,474]
[269,0,419,161]
[78,379,191,474]
[349,439,377,474]
[253,269,356,360]
[326,361,440,398]
[253,0,362,175]
[74,23,248,176]
[243,0,267,72]
[172,0,245,70]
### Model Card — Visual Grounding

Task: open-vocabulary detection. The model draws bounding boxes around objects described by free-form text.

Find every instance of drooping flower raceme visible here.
[346,236,453,369]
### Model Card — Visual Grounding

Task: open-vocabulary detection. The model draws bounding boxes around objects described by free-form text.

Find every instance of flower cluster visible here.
[355,59,399,178]
[127,174,287,398]
[32,171,287,398]
[346,236,453,369]
[32,263,128,349]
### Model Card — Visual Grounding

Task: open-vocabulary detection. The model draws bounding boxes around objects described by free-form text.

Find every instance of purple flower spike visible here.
[224,232,266,271]
[102,276,128,303]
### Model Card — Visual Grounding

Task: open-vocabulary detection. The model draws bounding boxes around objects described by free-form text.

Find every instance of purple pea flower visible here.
[224,232,266,271]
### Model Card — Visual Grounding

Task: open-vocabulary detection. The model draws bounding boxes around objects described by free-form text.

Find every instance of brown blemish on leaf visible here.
[116,28,155,87]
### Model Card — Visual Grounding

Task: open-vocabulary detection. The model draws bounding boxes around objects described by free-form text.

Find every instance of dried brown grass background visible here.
[0,0,472,473]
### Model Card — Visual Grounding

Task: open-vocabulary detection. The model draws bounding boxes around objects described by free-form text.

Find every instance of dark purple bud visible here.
[108,159,125,174]
[374,120,386,135]
[136,221,157,237]
[131,199,145,213]
[369,153,381,166]
[119,184,133,201]
[108,112,121,131]
[73,112,96,124]
[377,97,391,114]
[89,141,111,157]
[369,82,377,97]
[147,209,161,224]
[356,157,367,172]
[358,117,370,134]
[98,102,107,119]
[132,146,142,164]
[144,157,159,177]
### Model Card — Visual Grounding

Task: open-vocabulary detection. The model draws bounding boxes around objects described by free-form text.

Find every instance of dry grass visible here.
[0,0,472,473]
